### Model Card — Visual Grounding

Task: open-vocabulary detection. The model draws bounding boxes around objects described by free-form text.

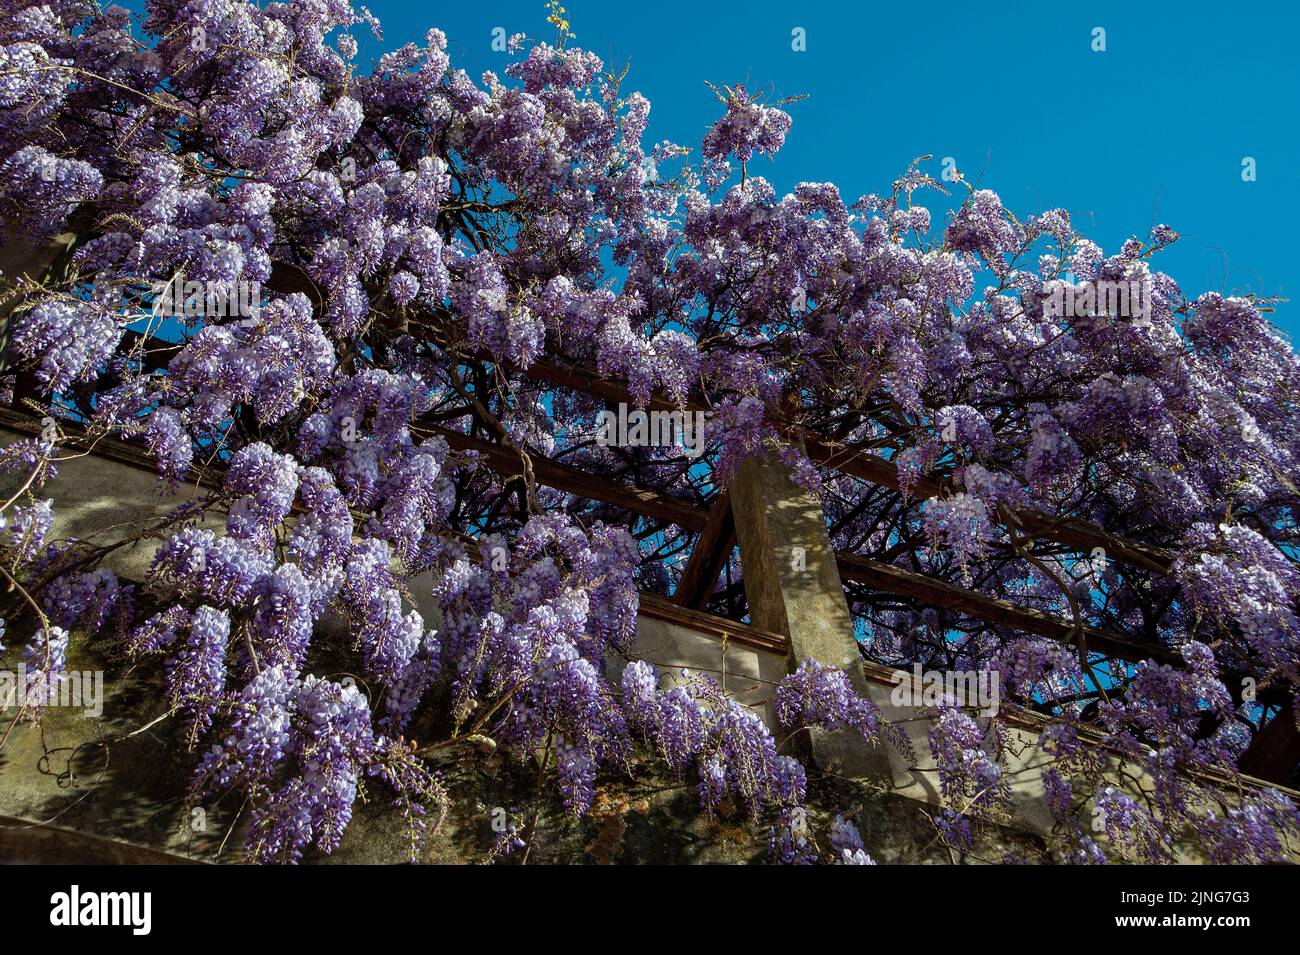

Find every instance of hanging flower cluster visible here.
[0,0,1296,865]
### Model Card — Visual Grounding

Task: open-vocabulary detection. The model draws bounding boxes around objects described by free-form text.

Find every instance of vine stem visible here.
[0,562,55,750]
[519,728,554,866]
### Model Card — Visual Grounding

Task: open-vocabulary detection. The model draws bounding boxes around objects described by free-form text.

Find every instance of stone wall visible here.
[0,423,1293,864]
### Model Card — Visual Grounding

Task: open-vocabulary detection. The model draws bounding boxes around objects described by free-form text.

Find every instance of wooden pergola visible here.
[0,239,1294,788]
[394,318,1298,787]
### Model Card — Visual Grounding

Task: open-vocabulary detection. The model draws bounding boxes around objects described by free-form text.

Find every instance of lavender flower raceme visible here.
[3,0,1299,866]
[166,605,230,738]
[828,814,875,865]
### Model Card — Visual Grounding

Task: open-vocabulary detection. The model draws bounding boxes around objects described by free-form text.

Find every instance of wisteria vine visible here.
[0,0,1297,864]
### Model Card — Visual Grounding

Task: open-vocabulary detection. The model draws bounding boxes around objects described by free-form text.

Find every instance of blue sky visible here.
[349,0,1299,338]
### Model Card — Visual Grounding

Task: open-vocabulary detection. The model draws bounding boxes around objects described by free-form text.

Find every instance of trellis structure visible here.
[0,230,1294,791]
[394,330,1298,785]
[1,228,1292,790]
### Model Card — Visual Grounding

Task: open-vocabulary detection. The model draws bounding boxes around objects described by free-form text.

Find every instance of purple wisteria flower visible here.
[3,0,1298,867]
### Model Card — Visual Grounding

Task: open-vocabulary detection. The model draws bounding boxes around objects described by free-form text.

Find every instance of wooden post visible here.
[673,491,735,610]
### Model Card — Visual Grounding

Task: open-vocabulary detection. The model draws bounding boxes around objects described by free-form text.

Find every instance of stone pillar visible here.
[729,444,892,780]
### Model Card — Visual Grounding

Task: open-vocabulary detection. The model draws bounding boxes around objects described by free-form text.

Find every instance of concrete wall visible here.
[0,423,1292,864]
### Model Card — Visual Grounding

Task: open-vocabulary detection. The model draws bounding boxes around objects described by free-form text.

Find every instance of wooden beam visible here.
[637,591,788,655]
[793,432,1174,575]
[423,425,709,532]
[412,330,1175,577]
[1239,709,1300,786]
[672,490,735,610]
[515,354,692,415]
[834,552,1183,668]
[836,554,1286,706]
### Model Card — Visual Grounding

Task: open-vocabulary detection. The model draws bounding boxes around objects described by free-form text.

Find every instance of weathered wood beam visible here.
[800,434,1174,575]
[836,555,1287,706]
[409,326,1175,577]
[637,590,788,656]
[672,490,735,610]
[424,425,709,532]
[1239,708,1300,786]
[835,552,1180,668]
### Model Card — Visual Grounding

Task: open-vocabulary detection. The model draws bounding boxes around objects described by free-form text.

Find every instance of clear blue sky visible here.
[144,0,1300,337]
[360,0,1298,336]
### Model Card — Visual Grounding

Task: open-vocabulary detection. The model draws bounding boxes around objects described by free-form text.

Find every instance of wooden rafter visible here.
[835,552,1180,668]
[672,490,736,610]
[638,591,786,655]
[1239,709,1300,786]
[424,424,709,532]
[801,432,1174,575]
[409,327,1175,577]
